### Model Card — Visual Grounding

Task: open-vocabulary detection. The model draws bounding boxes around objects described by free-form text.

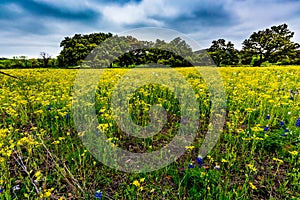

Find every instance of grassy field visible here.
[0,67,300,199]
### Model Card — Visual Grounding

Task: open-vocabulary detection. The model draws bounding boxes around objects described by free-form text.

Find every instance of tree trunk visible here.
[253,53,264,67]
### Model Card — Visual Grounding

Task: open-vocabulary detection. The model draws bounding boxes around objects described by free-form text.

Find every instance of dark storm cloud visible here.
[160,4,237,33]
[0,0,99,24]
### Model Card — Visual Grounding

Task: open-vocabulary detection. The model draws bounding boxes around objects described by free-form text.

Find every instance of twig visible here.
[38,137,84,194]
[0,71,19,79]
[12,150,40,194]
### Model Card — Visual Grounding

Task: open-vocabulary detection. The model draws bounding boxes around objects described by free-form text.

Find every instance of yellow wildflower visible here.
[289,151,298,156]
[273,158,283,163]
[133,180,140,187]
[249,182,257,190]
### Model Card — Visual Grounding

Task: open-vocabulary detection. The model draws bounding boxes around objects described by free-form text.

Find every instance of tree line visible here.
[0,53,57,69]
[1,23,299,68]
[209,24,300,66]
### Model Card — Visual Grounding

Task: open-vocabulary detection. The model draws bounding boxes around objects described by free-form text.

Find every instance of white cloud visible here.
[100,0,184,27]
[4,3,24,14]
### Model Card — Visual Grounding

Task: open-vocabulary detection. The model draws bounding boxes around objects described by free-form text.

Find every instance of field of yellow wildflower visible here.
[0,67,299,199]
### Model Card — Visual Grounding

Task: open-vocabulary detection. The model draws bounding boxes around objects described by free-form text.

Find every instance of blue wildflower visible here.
[0,188,4,193]
[264,126,269,131]
[279,121,284,126]
[266,115,270,120]
[296,118,300,127]
[282,133,287,137]
[188,163,194,169]
[95,191,103,199]
[196,156,203,167]
[66,113,70,120]
[214,165,220,170]
[284,129,289,133]
[47,106,51,111]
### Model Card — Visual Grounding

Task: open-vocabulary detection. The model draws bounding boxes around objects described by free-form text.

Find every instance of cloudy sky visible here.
[1,0,300,58]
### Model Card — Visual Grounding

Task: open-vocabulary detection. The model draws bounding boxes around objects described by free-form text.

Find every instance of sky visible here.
[1,0,300,58]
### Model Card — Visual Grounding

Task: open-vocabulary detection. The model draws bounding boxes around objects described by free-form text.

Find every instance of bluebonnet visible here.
[296,118,300,127]
[47,106,51,111]
[188,163,194,169]
[66,113,70,120]
[264,126,269,131]
[95,191,103,199]
[196,156,203,167]
[282,129,289,137]
[279,121,284,126]
[0,188,4,193]
[214,165,220,170]
[266,115,270,120]
[284,129,289,133]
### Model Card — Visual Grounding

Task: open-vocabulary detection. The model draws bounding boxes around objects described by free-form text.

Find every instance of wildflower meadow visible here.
[0,66,300,199]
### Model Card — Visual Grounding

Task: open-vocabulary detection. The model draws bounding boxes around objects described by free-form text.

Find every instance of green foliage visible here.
[0,56,57,69]
[84,36,196,68]
[242,24,300,66]
[57,32,113,67]
[2,23,300,68]
[208,39,240,66]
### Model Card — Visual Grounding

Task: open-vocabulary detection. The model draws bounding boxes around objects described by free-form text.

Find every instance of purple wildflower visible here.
[178,167,185,171]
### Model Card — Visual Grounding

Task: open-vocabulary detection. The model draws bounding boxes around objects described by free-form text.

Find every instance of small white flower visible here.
[13,185,20,191]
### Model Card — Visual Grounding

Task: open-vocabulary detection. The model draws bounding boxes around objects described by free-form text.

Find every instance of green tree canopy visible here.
[85,35,196,68]
[241,24,300,66]
[58,32,113,67]
[207,39,239,66]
